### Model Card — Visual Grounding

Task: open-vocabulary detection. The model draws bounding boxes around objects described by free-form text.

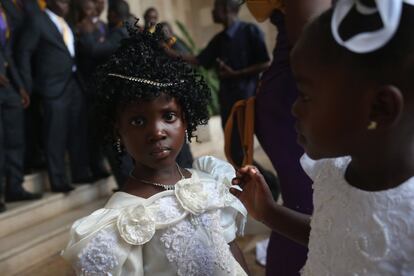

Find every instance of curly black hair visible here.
[93,23,211,147]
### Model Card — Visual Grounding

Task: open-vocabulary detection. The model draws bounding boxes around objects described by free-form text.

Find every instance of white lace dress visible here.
[62,156,248,276]
[300,155,414,276]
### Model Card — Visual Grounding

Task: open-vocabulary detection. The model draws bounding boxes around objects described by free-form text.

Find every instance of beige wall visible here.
[124,0,277,56]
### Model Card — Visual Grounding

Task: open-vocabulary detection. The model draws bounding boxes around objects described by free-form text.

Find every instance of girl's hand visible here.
[231,166,276,223]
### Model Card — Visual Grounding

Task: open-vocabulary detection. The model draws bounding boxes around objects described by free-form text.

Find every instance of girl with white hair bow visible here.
[233,1,414,275]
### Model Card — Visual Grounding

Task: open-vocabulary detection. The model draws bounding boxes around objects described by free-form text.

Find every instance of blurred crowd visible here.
[0,0,179,212]
[0,0,277,218]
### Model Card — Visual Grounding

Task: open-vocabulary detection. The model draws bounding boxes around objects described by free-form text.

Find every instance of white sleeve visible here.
[300,154,334,181]
[193,156,247,243]
[61,209,142,276]
[220,206,240,243]
[300,154,319,180]
[193,155,236,184]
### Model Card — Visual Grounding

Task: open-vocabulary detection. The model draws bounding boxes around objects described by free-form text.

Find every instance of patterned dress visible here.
[62,156,248,276]
[301,154,414,275]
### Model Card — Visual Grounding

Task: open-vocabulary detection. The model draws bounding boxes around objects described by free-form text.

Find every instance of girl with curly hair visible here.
[62,24,249,276]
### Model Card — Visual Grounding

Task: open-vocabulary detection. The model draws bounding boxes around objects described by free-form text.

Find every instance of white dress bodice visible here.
[62,156,248,276]
[300,155,414,276]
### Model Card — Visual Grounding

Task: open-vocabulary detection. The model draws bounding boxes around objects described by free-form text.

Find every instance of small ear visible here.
[369,85,404,128]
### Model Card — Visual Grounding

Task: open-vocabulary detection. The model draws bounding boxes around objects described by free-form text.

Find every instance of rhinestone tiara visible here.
[108,73,184,87]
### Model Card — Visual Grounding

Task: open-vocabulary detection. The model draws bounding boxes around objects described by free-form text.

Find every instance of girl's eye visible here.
[164,112,177,122]
[130,117,145,126]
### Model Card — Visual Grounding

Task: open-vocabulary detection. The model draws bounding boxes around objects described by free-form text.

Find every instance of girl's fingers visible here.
[238,165,252,174]
[251,169,274,198]
[230,187,242,197]
[244,167,271,193]
[231,177,244,191]
[234,165,261,188]
[230,185,243,192]
[249,167,265,182]
[237,165,258,178]
[232,177,240,185]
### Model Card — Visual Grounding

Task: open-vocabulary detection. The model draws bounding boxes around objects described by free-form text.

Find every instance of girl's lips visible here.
[150,147,171,159]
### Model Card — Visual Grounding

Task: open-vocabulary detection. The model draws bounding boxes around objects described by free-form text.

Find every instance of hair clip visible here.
[332,0,414,54]
[108,73,184,87]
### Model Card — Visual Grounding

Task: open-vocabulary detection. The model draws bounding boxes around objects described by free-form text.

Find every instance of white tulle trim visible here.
[114,156,247,246]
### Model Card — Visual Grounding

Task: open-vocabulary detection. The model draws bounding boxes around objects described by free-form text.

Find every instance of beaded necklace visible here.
[129,163,184,191]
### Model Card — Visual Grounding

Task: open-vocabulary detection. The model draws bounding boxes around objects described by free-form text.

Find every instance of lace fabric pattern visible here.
[151,196,186,224]
[200,211,234,273]
[76,229,120,276]
[159,209,234,276]
[301,156,414,276]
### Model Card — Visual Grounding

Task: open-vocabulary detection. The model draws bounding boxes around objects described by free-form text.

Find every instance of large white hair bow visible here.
[332,0,414,53]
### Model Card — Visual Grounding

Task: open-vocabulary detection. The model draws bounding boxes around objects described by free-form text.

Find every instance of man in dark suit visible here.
[2,0,46,173]
[92,0,106,34]
[0,0,23,47]
[77,0,129,60]
[16,0,92,193]
[75,0,111,181]
[143,6,158,33]
[0,1,41,212]
[25,0,44,14]
[77,0,129,188]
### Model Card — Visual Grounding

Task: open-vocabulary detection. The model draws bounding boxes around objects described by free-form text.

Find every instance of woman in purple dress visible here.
[246,1,331,275]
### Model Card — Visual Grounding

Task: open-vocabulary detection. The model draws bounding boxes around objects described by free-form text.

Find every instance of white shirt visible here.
[300,154,414,276]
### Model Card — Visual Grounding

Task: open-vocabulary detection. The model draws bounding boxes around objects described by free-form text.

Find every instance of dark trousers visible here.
[85,95,108,175]
[43,77,89,188]
[24,94,44,171]
[0,86,25,197]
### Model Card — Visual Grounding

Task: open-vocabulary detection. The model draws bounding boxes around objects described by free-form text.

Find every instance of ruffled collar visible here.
[104,169,246,246]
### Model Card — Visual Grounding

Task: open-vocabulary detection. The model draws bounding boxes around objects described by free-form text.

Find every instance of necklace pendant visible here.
[129,163,184,191]
[165,185,175,191]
